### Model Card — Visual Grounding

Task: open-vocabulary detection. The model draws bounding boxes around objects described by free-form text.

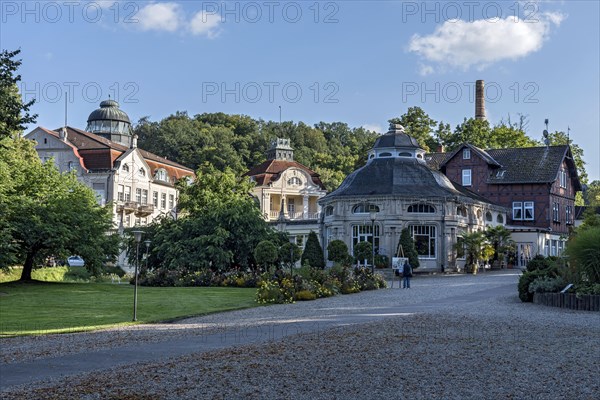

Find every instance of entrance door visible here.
[516,243,533,268]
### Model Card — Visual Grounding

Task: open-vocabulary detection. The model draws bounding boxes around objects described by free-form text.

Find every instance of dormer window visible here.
[155,168,169,182]
[463,148,471,159]
[353,203,380,214]
[379,152,392,157]
[496,170,506,178]
[399,152,412,157]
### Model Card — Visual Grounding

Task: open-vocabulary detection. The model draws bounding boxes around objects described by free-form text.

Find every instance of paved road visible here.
[0,271,518,390]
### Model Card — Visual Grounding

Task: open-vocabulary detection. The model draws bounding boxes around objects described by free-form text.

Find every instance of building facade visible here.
[26,100,195,268]
[245,138,327,248]
[319,124,508,272]
[433,143,581,267]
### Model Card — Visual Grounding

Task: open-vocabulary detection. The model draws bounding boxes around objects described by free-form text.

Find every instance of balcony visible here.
[117,201,138,214]
[266,210,320,221]
[136,204,154,217]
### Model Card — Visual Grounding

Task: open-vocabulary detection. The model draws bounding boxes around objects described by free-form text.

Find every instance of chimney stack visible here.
[59,127,68,142]
[475,80,486,121]
[131,134,138,149]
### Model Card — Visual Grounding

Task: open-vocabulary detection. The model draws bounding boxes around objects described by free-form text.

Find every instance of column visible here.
[303,195,309,219]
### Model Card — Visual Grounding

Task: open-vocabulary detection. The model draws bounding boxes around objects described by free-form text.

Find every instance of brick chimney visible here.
[475,80,486,121]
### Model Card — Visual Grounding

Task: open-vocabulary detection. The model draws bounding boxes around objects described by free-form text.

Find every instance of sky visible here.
[2,0,599,182]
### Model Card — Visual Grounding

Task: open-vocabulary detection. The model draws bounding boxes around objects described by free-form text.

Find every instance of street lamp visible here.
[131,230,144,322]
[370,210,377,274]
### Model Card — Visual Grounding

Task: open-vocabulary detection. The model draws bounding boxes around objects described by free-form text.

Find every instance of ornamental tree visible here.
[301,231,325,269]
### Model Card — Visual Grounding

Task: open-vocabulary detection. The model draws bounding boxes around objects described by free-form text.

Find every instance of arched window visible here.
[325,206,334,216]
[138,168,145,177]
[369,154,375,159]
[485,211,493,222]
[407,203,435,213]
[379,152,392,157]
[399,152,412,157]
[122,164,129,172]
[288,177,302,186]
[476,210,482,219]
[457,206,468,217]
[352,203,380,214]
[417,154,423,159]
[497,214,504,223]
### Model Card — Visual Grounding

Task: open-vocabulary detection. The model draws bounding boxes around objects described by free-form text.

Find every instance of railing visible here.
[137,204,155,217]
[266,211,320,221]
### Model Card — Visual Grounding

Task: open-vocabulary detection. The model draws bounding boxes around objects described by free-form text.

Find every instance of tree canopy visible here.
[0,49,37,139]
[0,136,119,280]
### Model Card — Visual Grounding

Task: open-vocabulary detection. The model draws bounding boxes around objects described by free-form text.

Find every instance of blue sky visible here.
[2,0,599,181]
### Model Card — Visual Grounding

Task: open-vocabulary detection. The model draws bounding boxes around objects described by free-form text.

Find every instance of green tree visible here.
[485,225,514,264]
[0,49,37,139]
[490,122,538,148]
[327,240,349,265]
[353,241,373,267]
[397,228,420,269]
[443,118,493,151]
[254,240,278,272]
[0,136,119,280]
[301,231,325,269]
[584,180,600,207]
[565,227,600,284]
[278,242,301,268]
[389,107,437,151]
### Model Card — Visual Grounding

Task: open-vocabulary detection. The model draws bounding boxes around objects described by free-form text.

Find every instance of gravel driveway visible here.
[1,271,599,399]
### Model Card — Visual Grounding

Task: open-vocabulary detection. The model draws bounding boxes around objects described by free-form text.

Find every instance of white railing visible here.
[266,211,321,221]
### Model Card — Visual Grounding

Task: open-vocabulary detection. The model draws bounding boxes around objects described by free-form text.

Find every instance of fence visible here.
[533,292,600,311]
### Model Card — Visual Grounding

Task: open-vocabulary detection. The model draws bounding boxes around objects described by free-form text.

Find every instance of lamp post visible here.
[143,239,151,275]
[290,243,294,277]
[132,230,143,322]
[370,210,377,274]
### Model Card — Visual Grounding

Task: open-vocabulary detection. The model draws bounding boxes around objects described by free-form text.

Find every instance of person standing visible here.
[402,260,412,289]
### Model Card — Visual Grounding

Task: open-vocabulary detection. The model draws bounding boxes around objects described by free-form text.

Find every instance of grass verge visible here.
[0,281,259,336]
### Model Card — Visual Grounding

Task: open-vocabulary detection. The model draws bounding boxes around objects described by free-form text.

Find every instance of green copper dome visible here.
[86,99,133,145]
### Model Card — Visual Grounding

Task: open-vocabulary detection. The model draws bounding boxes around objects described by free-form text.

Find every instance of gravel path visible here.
[2,272,599,399]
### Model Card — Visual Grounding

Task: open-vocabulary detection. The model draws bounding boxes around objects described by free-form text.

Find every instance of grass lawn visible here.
[0,281,260,336]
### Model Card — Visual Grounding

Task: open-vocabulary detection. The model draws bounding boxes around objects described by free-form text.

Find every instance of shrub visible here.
[573,283,600,296]
[526,255,556,272]
[398,228,420,269]
[374,254,389,269]
[327,240,349,265]
[301,231,325,269]
[256,279,294,304]
[295,290,317,301]
[518,270,548,302]
[565,227,600,284]
[528,275,567,294]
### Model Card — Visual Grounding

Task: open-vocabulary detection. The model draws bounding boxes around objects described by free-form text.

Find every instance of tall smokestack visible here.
[475,80,486,121]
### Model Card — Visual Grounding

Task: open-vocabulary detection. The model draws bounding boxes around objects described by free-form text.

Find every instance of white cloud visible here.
[418,64,435,76]
[362,124,383,133]
[408,12,566,71]
[136,2,183,32]
[189,11,221,38]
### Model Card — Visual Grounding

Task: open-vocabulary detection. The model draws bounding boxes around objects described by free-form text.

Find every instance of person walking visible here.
[402,260,412,289]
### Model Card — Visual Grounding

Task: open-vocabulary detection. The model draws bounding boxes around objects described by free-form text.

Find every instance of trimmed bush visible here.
[518,270,548,302]
[529,276,567,294]
[295,290,317,301]
[301,231,325,269]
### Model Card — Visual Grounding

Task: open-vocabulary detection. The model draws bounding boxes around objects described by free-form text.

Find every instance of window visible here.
[288,177,302,186]
[141,190,148,205]
[93,183,105,206]
[155,169,168,182]
[153,191,158,207]
[122,164,129,173]
[379,152,392,157]
[287,198,295,214]
[67,161,76,172]
[118,185,124,202]
[566,205,573,225]
[161,193,167,209]
[463,148,471,159]
[456,235,465,259]
[325,206,334,216]
[139,168,145,177]
[352,224,380,260]
[513,202,523,220]
[410,225,436,259]
[399,152,412,157]
[135,188,142,203]
[124,186,131,202]
[462,169,472,186]
[496,170,506,178]
[352,204,380,214]
[559,169,567,188]
[545,239,550,256]
[496,214,504,224]
[524,202,534,220]
[407,204,435,213]
[476,210,482,219]
[169,194,174,210]
[551,240,558,256]
[457,206,468,217]
[553,202,560,222]
[485,211,493,222]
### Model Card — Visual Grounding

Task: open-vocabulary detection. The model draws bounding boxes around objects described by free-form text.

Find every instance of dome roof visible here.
[372,123,422,149]
[324,157,464,199]
[87,99,131,124]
